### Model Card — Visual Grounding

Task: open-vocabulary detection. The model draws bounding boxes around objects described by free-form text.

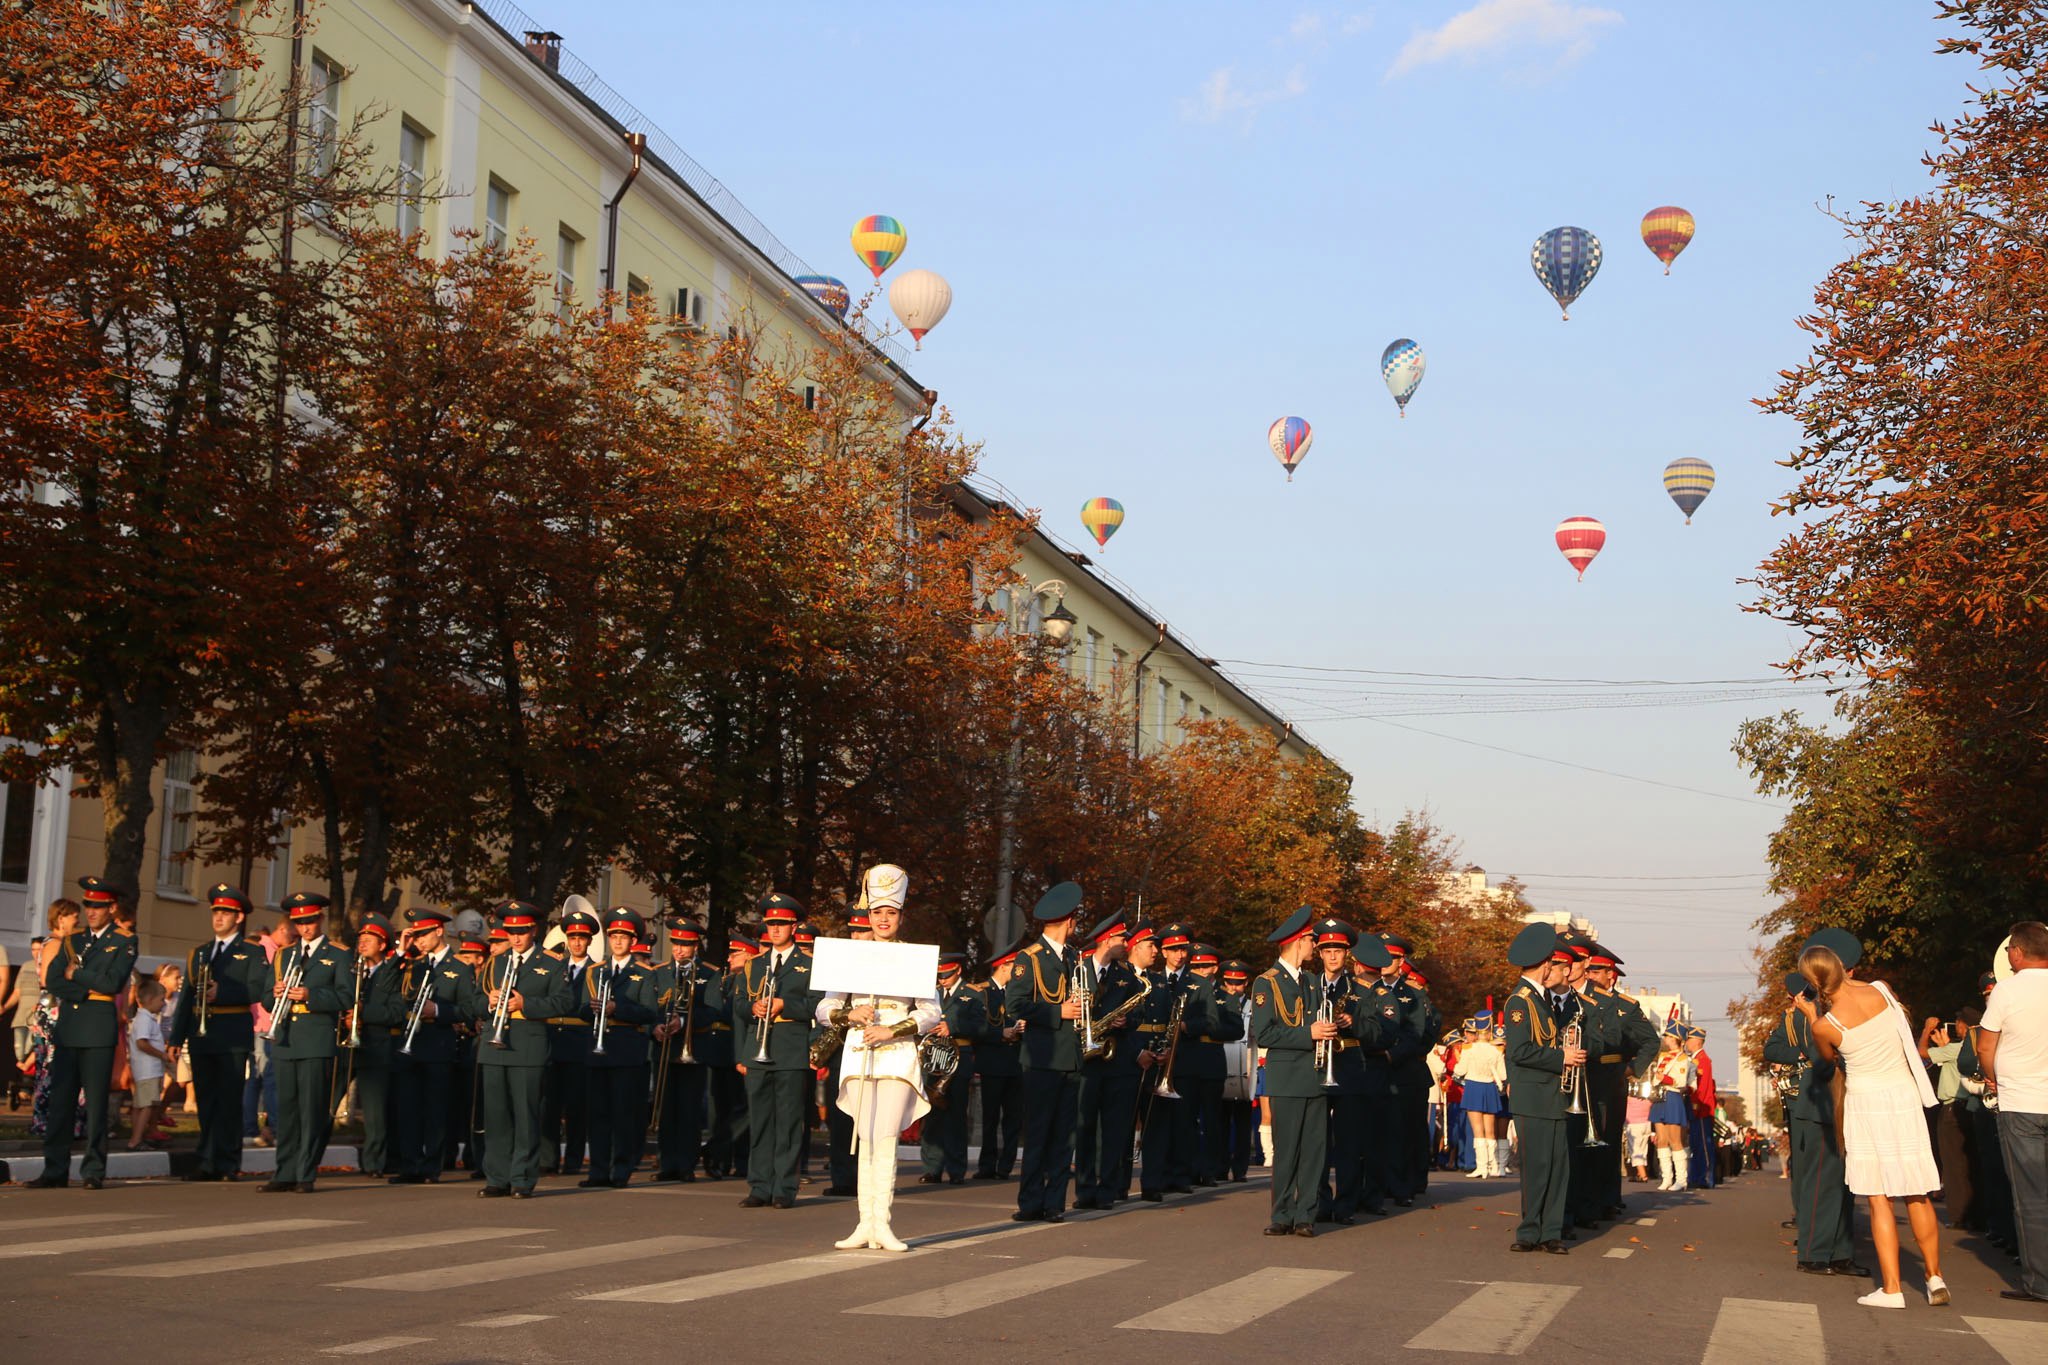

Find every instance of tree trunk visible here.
[93,691,169,916]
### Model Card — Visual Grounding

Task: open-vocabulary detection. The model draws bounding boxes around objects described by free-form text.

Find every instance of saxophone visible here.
[1079,972,1152,1063]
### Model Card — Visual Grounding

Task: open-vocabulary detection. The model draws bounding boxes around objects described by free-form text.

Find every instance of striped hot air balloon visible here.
[1555,516,1606,580]
[1267,416,1313,481]
[1640,206,1696,275]
[1380,339,1426,418]
[794,274,850,320]
[1531,227,1603,321]
[1080,497,1125,549]
[850,214,906,279]
[1662,457,1715,523]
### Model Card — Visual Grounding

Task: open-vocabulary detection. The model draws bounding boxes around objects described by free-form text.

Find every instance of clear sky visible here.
[534,1,1977,1070]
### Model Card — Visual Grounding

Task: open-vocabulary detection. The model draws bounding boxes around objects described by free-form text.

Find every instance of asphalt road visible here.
[2,1161,2043,1362]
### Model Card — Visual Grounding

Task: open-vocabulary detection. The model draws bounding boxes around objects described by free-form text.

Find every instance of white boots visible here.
[1660,1150,1689,1191]
[1494,1139,1512,1176]
[1259,1125,1274,1168]
[837,1136,910,1253]
[1468,1137,1497,1177]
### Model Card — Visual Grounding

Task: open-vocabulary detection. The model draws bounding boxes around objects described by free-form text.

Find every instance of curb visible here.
[2,1144,361,1184]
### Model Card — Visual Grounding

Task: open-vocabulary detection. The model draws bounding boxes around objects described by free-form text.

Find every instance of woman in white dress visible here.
[815,864,940,1253]
[1796,943,1946,1308]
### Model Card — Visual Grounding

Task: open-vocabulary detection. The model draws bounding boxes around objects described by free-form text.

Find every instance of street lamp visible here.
[986,578,1073,950]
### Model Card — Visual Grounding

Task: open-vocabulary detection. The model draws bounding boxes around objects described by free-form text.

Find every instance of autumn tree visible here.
[0,0,389,910]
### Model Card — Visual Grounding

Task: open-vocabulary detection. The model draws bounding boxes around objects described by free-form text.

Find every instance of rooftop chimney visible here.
[523,30,562,72]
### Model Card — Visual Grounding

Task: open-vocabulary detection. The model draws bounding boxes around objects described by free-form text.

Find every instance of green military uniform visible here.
[583,910,661,1188]
[920,957,982,1183]
[1252,907,1340,1234]
[1007,883,1086,1221]
[35,879,140,1187]
[973,951,1025,1180]
[731,894,820,1207]
[166,885,267,1181]
[1504,921,1574,1251]
[1072,922,1142,1208]
[651,928,724,1181]
[459,902,575,1197]
[1182,947,1244,1186]
[347,922,405,1177]
[387,910,477,1182]
[1357,971,1413,1209]
[264,894,353,1191]
[1585,946,1660,1217]
[1762,972,1856,1269]
[1563,974,1612,1227]
[1379,934,1437,1201]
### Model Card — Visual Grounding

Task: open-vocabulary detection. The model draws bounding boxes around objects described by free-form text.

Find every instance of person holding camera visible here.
[1920,1008,1979,1228]
[1766,968,1858,1275]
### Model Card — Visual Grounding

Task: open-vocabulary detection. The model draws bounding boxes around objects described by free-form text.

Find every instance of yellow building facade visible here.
[0,0,1329,963]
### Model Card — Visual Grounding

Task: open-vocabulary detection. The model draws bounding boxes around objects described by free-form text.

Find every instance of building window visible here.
[397,121,428,238]
[264,818,292,908]
[0,779,32,886]
[626,273,650,308]
[802,384,818,411]
[1199,705,1212,722]
[1178,692,1192,742]
[597,864,615,908]
[1083,630,1101,690]
[156,751,199,892]
[556,227,579,314]
[485,178,512,250]
[1156,677,1171,745]
[307,54,342,180]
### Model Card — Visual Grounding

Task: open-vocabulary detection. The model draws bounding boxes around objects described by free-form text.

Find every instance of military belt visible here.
[704,1022,732,1032]
[207,1004,252,1014]
[547,1017,589,1027]
[1136,1023,1167,1033]
[1597,1053,1622,1064]
[1337,1038,1361,1051]
[1200,1036,1230,1045]
[86,991,116,1002]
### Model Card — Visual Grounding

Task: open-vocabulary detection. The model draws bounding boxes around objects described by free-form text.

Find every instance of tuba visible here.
[918,1032,961,1106]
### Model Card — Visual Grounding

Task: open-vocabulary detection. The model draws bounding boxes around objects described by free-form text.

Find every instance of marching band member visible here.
[262,893,351,1195]
[918,953,980,1185]
[1071,913,1143,1209]
[582,907,658,1188]
[1311,921,1380,1224]
[972,937,1026,1180]
[1456,1013,1509,1177]
[338,912,400,1178]
[1006,882,1087,1222]
[1505,922,1585,1253]
[822,903,875,1196]
[651,918,723,1181]
[166,884,263,1183]
[543,905,600,1176]
[814,864,938,1252]
[461,901,573,1198]
[1584,943,1660,1218]
[449,931,490,1177]
[1184,943,1243,1187]
[703,931,755,1181]
[387,908,472,1183]
[1650,1029,1697,1190]
[1153,923,1200,1192]
[732,893,818,1209]
[1218,960,1258,1182]
[32,877,139,1189]
[1376,932,1434,1205]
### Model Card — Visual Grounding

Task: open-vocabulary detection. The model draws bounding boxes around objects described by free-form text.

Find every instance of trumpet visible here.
[749,963,773,1065]
[676,964,699,1066]
[193,953,212,1040]
[592,965,614,1057]
[1315,993,1338,1089]
[486,954,515,1048]
[264,947,305,1041]
[1562,1019,1607,1146]
[398,958,434,1055]
[1153,989,1188,1101]
[1073,960,1097,1057]
[340,954,368,1049]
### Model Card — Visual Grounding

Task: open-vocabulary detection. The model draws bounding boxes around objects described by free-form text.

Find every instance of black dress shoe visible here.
[917,1174,943,1184]
[972,1171,999,1180]
[82,1176,104,1190]
[772,1195,795,1209]
[1141,1191,1163,1202]
[258,1180,292,1193]
[946,1174,965,1185]
[1543,1240,1571,1255]
[1194,1178,1217,1188]
[1329,1213,1355,1226]
[387,1173,422,1185]
[468,1169,486,1181]
[676,1173,695,1183]
[1560,1229,1578,1242]
[479,1186,510,1198]
[181,1170,222,1183]
[1830,1260,1868,1276]
[578,1177,613,1188]
[1044,1213,1064,1224]
[2000,1289,2048,1302]
[511,1188,536,1199]
[1797,1261,1832,1275]
[1072,1197,1100,1210]
[824,1184,855,1196]
[1509,1241,1540,1253]
[292,1182,317,1193]
[1361,1203,1386,1216]
[1292,1224,1316,1238]
[1011,1209,1044,1222]
[1393,1196,1415,1207]
[1265,1223,1292,1236]
[655,1170,682,1182]
[739,1195,768,1208]
[1166,1184,1193,1194]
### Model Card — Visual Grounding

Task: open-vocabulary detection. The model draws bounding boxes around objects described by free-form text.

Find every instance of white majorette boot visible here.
[869,1158,909,1253]
[834,1184,875,1250]
[1497,1139,1513,1176]
[1670,1151,1689,1191]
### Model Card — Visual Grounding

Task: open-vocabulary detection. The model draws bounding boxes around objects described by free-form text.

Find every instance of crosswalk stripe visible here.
[1406,1282,1580,1355]
[1603,1249,1633,1259]
[0,1214,162,1233]
[850,1256,1137,1318]
[0,1218,346,1260]
[586,1249,923,1304]
[321,1337,430,1356]
[1636,1217,1658,1226]
[464,1315,553,1328]
[1966,1315,2048,1364]
[86,1227,541,1278]
[332,1235,729,1291]
[1118,1267,1349,1334]
[1702,1299,1821,1365]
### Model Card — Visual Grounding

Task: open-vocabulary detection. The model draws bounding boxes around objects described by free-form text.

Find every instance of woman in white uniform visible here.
[815,864,940,1252]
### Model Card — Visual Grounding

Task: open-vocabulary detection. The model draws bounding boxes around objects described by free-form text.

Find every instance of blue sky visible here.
[547,1,1976,1063]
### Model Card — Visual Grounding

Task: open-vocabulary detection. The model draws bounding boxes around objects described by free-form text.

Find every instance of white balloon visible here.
[887,268,952,350]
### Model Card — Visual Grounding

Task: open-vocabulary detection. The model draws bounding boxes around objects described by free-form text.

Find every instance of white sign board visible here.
[809,937,940,999]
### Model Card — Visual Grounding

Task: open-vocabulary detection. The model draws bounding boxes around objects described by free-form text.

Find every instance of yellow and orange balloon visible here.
[1080,497,1124,549]
[1640,206,1695,275]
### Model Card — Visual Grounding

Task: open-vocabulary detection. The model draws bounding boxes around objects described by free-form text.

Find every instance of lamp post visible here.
[986,580,1072,951]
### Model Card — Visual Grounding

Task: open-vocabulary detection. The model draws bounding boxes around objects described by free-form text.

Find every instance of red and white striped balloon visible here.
[1554,516,1607,580]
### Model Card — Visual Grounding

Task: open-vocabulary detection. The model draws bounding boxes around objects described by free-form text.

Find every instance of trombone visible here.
[676,965,699,1066]
[340,954,368,1050]
[1153,989,1187,1102]
[398,957,434,1055]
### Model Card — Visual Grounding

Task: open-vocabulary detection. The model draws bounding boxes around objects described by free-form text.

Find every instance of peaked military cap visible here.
[1032,882,1083,924]
[283,891,330,922]
[496,900,542,930]
[1126,919,1158,947]
[938,952,966,975]
[666,919,703,944]
[1086,912,1129,946]
[78,875,119,906]
[403,905,452,926]
[455,932,488,952]
[1314,918,1356,949]
[560,907,600,935]
[757,891,805,924]
[1508,921,1560,969]
[1354,935,1395,970]
[1783,971,1808,997]
[1221,960,1249,981]
[1980,971,1998,992]
[1266,906,1317,945]
[792,923,816,946]
[1190,943,1220,967]
[727,930,759,953]
[847,905,872,931]
[1802,926,1863,970]
[604,907,645,938]
[1159,922,1193,950]
[1379,930,1413,958]
[206,884,252,914]
[358,912,394,942]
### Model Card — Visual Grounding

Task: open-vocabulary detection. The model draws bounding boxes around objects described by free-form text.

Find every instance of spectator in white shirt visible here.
[1980,920,2048,1304]
[126,978,170,1151]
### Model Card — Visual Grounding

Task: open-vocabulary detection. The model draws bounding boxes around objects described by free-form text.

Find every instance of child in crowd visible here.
[127,977,170,1150]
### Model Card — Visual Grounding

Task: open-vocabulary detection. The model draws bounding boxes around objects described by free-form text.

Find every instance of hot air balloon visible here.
[1380,339,1426,418]
[850,214,906,279]
[794,274,850,320]
[1640,206,1696,275]
[1531,227,1603,320]
[887,269,951,349]
[1662,457,1715,523]
[1267,417,1312,481]
[1080,497,1125,549]
[1555,516,1607,580]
